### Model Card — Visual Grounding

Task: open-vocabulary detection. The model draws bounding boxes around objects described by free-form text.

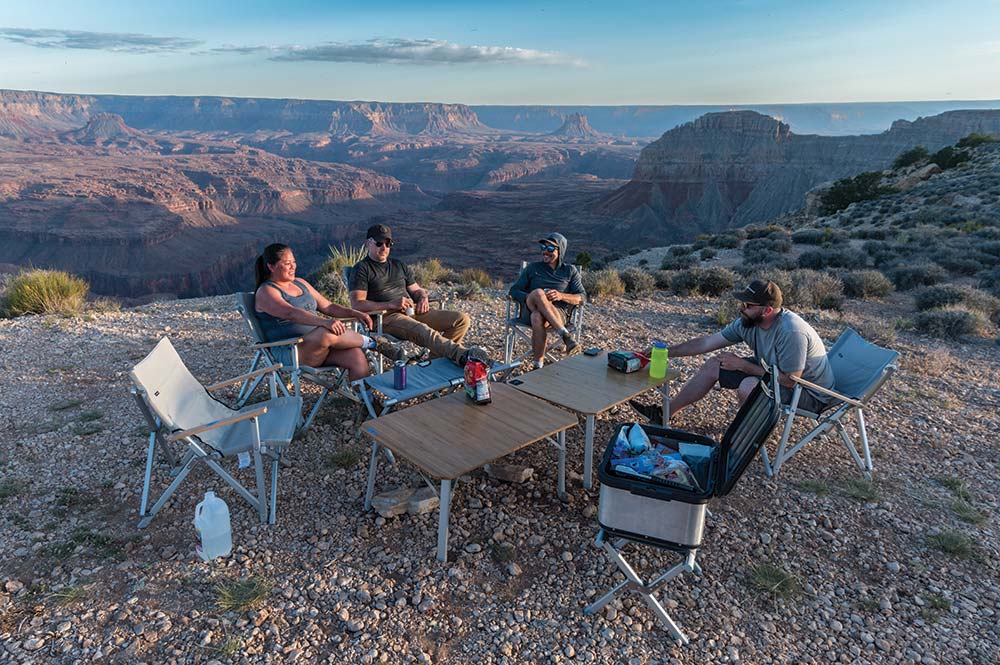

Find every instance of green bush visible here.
[979,267,1000,296]
[914,306,988,338]
[746,269,843,309]
[582,269,625,301]
[708,233,744,249]
[311,244,368,305]
[671,267,737,297]
[654,270,675,290]
[889,263,947,290]
[956,133,998,149]
[892,146,929,169]
[842,270,894,299]
[914,285,968,311]
[699,248,717,261]
[2,269,89,317]
[619,268,655,296]
[660,254,697,270]
[797,247,868,270]
[821,172,895,215]
[668,245,694,256]
[574,251,592,270]
[929,146,970,170]
[745,225,791,240]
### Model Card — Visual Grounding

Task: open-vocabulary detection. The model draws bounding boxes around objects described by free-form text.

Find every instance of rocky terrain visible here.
[0,284,996,664]
[599,110,1000,244]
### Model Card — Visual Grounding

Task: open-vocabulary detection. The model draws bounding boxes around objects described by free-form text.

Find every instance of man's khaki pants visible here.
[380,309,471,364]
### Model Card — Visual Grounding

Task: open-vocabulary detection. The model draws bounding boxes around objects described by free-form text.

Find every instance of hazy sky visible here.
[2,0,999,104]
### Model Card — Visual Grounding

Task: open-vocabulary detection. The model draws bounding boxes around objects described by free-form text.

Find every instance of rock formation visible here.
[597,110,1000,243]
[545,113,608,142]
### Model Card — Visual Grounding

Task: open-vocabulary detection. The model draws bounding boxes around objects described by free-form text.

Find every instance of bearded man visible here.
[629,279,835,425]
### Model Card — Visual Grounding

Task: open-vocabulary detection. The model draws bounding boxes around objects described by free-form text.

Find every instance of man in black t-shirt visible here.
[349,224,479,365]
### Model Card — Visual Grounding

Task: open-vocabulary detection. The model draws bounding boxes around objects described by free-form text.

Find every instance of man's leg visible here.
[531,311,554,363]
[414,309,471,345]
[736,376,758,405]
[381,312,466,364]
[525,289,578,354]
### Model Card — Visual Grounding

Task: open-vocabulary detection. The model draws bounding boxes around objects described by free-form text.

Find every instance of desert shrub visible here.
[661,254,697,270]
[411,258,452,285]
[892,146,929,169]
[315,244,366,281]
[582,269,624,301]
[712,298,740,326]
[619,268,655,296]
[852,317,897,345]
[854,228,891,240]
[669,245,694,256]
[914,306,988,338]
[709,233,744,249]
[454,282,487,301]
[457,267,496,289]
[821,172,895,215]
[654,270,675,290]
[792,228,848,245]
[797,247,868,270]
[745,225,791,240]
[956,133,998,149]
[979,268,1000,295]
[862,240,900,267]
[914,285,967,311]
[574,251,592,270]
[929,146,969,170]
[744,237,792,256]
[746,269,843,309]
[936,255,985,276]
[699,248,717,260]
[2,269,89,317]
[669,267,736,297]
[842,270,894,299]
[312,271,350,306]
[889,263,947,290]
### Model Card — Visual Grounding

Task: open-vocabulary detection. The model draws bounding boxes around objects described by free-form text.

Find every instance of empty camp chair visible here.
[130,337,301,527]
[235,292,364,431]
[586,372,781,644]
[503,261,585,364]
[760,328,899,480]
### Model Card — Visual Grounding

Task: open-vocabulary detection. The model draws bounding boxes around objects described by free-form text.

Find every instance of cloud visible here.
[0,27,201,53]
[215,38,585,67]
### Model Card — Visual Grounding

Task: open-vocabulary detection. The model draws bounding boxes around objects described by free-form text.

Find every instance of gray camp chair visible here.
[503,261,585,364]
[235,292,364,431]
[130,337,301,527]
[759,328,899,480]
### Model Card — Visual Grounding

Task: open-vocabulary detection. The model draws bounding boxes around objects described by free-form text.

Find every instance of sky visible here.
[1,0,999,105]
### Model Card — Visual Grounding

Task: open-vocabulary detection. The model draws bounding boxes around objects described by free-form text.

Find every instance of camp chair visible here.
[235,292,365,431]
[759,328,899,480]
[586,370,781,644]
[130,337,301,528]
[503,261,585,364]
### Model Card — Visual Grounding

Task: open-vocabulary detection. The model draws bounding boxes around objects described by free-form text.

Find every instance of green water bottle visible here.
[649,341,668,379]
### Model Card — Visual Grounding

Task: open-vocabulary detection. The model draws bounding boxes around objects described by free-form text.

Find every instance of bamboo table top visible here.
[361,383,577,480]
[510,352,681,415]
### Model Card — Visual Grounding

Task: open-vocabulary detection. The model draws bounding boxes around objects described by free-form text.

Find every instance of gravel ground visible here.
[0,289,997,664]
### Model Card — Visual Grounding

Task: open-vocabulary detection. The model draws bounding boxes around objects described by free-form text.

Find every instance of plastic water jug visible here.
[649,341,668,379]
[194,491,232,561]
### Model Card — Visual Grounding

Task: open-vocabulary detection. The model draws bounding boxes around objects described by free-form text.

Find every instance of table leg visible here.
[660,381,670,426]
[364,442,379,511]
[437,479,452,562]
[583,414,595,490]
[557,430,566,500]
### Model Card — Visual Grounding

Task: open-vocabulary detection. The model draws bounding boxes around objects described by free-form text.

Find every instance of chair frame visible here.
[503,261,585,364]
[235,292,365,431]
[759,328,899,480]
[131,339,301,528]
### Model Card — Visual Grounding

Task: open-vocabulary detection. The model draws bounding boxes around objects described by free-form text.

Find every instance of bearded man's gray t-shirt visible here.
[720,310,835,403]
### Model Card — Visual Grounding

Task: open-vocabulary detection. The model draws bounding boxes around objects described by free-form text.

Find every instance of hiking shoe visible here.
[371,335,406,362]
[459,346,494,367]
[562,333,581,356]
[404,348,431,365]
[628,399,663,426]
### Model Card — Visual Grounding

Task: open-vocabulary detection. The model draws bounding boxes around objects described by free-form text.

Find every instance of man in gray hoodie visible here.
[508,232,587,368]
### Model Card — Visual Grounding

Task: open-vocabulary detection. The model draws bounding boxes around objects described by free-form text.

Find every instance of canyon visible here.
[1,89,998,297]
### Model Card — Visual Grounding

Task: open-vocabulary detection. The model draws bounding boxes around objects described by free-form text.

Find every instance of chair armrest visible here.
[252,337,302,349]
[166,406,268,443]
[206,364,283,391]
[789,375,864,408]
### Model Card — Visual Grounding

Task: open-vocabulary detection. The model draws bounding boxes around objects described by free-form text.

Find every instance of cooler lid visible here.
[713,371,780,497]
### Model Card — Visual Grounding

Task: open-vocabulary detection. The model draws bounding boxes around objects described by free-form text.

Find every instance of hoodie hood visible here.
[538,232,568,269]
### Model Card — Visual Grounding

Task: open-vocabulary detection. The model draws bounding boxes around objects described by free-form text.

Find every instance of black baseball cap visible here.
[733,279,782,308]
[366,224,392,241]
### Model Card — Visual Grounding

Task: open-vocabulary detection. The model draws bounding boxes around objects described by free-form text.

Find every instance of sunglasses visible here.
[539,243,557,252]
[369,238,393,248]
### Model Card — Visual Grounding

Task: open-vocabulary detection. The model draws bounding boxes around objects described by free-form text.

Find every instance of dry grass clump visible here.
[215,576,272,613]
[748,269,843,310]
[411,258,453,285]
[619,268,655,296]
[582,269,625,301]
[1,269,89,317]
[842,270,894,299]
[903,347,954,378]
[457,267,498,289]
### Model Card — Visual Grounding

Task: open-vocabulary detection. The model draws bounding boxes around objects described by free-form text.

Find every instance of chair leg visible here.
[269,455,280,525]
[835,416,871,480]
[856,408,873,474]
[364,443,380,511]
[300,388,329,431]
[140,432,158,517]
[771,389,803,476]
[437,479,452,562]
[138,454,199,528]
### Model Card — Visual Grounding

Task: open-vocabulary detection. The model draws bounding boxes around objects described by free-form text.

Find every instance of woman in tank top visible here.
[254,243,403,380]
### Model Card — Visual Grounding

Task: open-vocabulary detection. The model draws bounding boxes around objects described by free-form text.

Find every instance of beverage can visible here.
[393,360,407,390]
